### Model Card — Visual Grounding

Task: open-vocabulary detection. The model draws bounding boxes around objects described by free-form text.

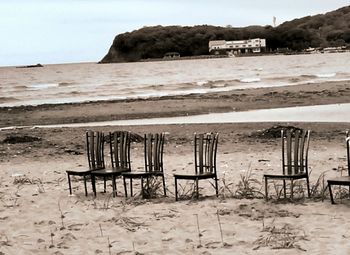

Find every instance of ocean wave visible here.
[196,81,208,86]
[0,97,19,103]
[300,74,316,78]
[28,83,60,90]
[193,80,233,88]
[68,91,81,95]
[14,85,28,90]
[316,73,336,78]
[300,73,337,78]
[240,77,261,83]
[58,82,75,87]
[288,78,301,83]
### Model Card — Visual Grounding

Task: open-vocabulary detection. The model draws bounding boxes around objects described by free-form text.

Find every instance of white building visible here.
[209,38,266,55]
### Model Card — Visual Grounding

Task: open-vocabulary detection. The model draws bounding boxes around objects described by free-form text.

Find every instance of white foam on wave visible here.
[196,81,208,86]
[240,77,261,83]
[316,73,336,78]
[28,83,59,90]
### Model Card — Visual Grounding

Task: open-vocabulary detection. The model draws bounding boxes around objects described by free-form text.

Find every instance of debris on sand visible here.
[248,125,303,139]
[3,135,42,144]
[16,63,43,68]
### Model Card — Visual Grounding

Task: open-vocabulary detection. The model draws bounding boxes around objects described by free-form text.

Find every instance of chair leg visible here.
[283,180,287,198]
[67,174,72,195]
[141,177,144,198]
[91,174,95,195]
[328,183,335,204]
[306,176,311,198]
[264,177,268,201]
[175,177,178,201]
[83,175,88,196]
[130,178,133,197]
[103,177,107,193]
[92,175,97,197]
[196,178,199,199]
[215,177,219,197]
[146,176,150,193]
[112,175,116,197]
[162,175,167,197]
[123,176,128,197]
[290,180,294,200]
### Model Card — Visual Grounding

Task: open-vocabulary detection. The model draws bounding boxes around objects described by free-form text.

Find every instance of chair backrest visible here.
[281,129,310,176]
[194,133,219,175]
[109,131,131,170]
[144,133,165,173]
[346,131,350,176]
[86,131,105,170]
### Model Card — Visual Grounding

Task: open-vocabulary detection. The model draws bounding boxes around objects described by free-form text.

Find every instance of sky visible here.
[0,0,349,66]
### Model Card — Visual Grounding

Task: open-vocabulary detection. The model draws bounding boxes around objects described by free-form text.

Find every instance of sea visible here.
[1,52,350,108]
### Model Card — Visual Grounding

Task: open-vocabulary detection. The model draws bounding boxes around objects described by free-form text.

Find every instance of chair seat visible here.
[174,172,216,180]
[264,173,307,180]
[123,170,164,177]
[66,169,91,176]
[327,176,350,185]
[122,171,151,178]
[91,167,130,176]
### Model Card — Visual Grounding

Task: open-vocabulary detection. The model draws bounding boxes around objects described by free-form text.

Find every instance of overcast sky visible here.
[0,0,349,66]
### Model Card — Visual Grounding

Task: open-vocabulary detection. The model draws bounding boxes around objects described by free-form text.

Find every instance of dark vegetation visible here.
[101,6,350,63]
[3,135,42,144]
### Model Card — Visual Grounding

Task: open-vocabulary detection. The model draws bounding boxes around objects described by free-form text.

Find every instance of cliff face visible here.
[100,5,350,63]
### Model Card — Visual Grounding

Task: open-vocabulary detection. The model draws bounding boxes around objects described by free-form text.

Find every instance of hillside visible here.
[101,5,350,63]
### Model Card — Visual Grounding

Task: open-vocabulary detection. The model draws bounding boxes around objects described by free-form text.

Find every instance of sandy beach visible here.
[1,80,350,254]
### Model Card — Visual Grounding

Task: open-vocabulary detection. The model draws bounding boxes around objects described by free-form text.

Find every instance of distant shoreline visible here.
[1,50,348,69]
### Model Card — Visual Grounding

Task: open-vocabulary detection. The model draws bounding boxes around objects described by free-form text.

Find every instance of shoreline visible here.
[1,79,350,128]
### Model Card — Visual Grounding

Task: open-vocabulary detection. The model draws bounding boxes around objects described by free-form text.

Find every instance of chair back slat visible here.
[346,131,350,176]
[154,134,161,170]
[91,131,95,169]
[293,130,300,174]
[299,130,306,173]
[195,133,219,174]
[110,131,131,170]
[282,129,310,176]
[87,131,92,169]
[207,134,212,170]
[122,132,128,167]
[286,130,292,175]
[97,132,103,168]
[144,133,165,173]
[86,131,105,170]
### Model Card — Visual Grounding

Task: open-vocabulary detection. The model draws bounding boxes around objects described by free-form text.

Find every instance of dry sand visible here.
[1,81,350,254]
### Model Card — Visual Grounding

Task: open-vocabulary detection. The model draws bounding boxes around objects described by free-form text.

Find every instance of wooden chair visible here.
[66,131,105,196]
[327,131,350,204]
[122,133,166,197]
[264,129,311,201]
[174,133,219,201]
[91,131,131,197]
